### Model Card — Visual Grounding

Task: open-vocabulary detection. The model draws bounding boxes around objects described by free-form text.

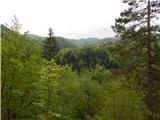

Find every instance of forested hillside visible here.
[26,33,119,47]
[1,0,160,120]
[67,37,119,47]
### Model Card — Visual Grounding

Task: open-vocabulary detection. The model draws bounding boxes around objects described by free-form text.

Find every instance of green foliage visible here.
[1,28,148,120]
[37,60,65,120]
[90,65,112,84]
[1,30,43,120]
[112,0,160,119]
[2,5,159,119]
[56,46,118,74]
[92,78,147,120]
[55,68,104,120]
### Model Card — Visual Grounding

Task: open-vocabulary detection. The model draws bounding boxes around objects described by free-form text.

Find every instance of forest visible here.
[1,0,160,120]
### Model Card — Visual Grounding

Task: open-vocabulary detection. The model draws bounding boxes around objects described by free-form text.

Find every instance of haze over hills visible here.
[27,34,119,47]
[1,24,119,48]
[26,34,77,49]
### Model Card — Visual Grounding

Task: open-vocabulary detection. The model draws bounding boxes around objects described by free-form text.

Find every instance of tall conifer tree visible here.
[43,28,58,60]
[112,0,160,120]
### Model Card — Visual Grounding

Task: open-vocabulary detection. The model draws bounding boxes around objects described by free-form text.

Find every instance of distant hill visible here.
[55,37,77,49]
[66,37,100,47]
[67,37,119,47]
[1,25,77,49]
[1,24,119,48]
[26,34,77,49]
[26,34,46,41]
[26,34,119,48]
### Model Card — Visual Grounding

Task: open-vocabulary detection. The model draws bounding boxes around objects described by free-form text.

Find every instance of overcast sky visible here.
[0,0,122,39]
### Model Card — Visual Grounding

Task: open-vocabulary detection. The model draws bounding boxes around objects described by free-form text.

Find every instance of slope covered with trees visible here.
[1,28,147,120]
[1,0,160,120]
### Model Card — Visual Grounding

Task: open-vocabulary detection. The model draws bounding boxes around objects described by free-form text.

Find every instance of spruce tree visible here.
[43,28,58,60]
[112,0,160,120]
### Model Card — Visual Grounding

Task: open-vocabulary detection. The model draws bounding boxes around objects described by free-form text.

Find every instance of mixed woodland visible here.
[1,0,160,120]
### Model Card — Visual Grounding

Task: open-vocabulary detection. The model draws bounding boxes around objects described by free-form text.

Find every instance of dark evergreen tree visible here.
[43,28,59,60]
[112,0,160,120]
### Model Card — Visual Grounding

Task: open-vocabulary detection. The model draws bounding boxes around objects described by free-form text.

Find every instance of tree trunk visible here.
[147,1,153,120]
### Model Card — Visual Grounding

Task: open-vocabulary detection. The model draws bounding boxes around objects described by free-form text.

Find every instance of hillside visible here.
[67,37,119,47]
[0,25,77,49]
[26,34,119,47]
[26,34,77,49]
[2,1,160,120]
[1,24,119,48]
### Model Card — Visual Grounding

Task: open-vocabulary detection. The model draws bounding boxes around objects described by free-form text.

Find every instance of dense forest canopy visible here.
[1,0,160,120]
